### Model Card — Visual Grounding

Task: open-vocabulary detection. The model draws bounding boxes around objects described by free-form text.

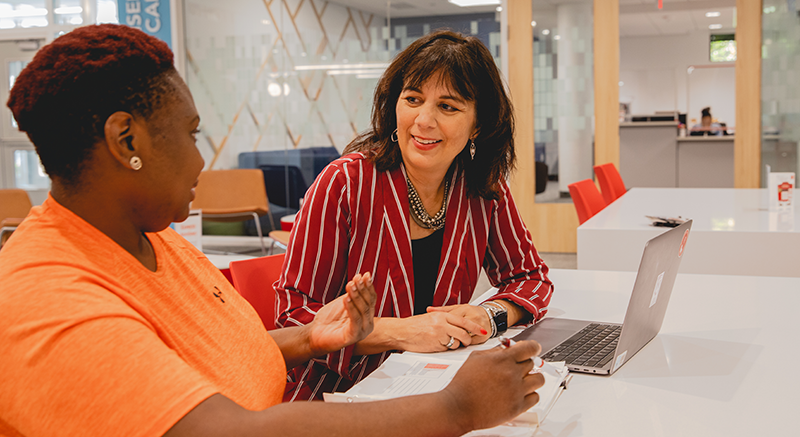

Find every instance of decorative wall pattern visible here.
[185,0,386,170]
[184,2,502,171]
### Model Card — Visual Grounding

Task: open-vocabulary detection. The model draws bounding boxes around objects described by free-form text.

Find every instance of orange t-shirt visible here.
[0,196,286,436]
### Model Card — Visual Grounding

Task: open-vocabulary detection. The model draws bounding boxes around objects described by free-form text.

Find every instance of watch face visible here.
[495,311,508,333]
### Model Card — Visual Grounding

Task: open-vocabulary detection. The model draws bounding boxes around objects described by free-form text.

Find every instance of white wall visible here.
[620,30,736,129]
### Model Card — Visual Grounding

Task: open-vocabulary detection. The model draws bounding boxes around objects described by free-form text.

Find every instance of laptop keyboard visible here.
[540,323,621,368]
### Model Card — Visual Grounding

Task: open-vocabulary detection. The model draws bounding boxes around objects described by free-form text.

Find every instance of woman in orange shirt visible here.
[0,24,544,437]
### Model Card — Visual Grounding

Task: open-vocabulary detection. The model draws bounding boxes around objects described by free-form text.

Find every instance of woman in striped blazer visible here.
[276,30,554,401]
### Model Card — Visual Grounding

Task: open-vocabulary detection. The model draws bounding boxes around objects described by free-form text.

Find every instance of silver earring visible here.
[469,139,476,160]
[130,156,142,170]
[390,129,398,143]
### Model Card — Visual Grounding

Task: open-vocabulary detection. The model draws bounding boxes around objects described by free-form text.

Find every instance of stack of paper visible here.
[324,349,570,434]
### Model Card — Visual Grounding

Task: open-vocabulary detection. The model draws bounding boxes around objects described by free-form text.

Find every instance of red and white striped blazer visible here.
[275,152,553,401]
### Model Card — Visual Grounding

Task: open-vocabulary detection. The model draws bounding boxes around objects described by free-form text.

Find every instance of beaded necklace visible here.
[406,176,450,230]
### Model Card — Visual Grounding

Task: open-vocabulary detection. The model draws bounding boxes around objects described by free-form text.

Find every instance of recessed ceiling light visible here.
[447,0,501,7]
[531,20,537,27]
[542,29,550,35]
[705,11,721,18]
[496,6,502,12]
[709,24,723,30]
[553,35,561,40]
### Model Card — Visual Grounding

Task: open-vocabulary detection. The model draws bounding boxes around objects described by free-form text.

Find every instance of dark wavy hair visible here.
[7,24,176,185]
[343,30,515,200]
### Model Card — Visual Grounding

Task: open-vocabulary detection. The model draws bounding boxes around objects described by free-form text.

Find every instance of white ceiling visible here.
[327,0,738,36]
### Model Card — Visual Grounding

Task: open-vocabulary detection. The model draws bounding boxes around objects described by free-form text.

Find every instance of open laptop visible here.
[513,220,693,375]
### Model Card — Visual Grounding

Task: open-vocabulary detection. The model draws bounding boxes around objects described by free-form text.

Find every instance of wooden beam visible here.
[594,0,620,168]
[735,0,762,188]
[507,0,536,227]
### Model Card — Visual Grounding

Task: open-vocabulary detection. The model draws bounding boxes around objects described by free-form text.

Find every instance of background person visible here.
[690,107,723,136]
[277,30,554,401]
[0,24,545,437]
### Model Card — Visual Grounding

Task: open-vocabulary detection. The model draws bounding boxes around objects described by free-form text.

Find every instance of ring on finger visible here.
[445,336,456,349]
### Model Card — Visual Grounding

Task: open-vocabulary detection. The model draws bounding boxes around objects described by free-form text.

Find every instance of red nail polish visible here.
[480,329,488,335]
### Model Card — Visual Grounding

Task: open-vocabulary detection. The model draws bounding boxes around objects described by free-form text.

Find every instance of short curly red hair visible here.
[7,24,175,184]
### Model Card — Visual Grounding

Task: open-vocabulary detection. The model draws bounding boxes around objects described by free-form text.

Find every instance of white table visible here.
[203,253,256,269]
[532,269,800,437]
[577,188,800,277]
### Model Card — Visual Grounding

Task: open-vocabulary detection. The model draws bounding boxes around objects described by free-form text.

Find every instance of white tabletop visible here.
[203,253,256,269]
[581,188,797,232]
[531,268,800,437]
[578,188,800,277]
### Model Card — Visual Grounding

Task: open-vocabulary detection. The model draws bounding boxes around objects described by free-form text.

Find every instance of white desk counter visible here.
[531,269,800,437]
[676,136,734,187]
[577,188,800,277]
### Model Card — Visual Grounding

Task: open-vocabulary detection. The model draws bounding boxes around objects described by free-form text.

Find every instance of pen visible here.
[498,336,515,349]
[498,336,543,370]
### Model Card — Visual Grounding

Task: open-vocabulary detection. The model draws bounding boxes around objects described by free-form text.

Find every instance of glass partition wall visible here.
[533,0,594,203]
[182,0,502,234]
[761,0,800,186]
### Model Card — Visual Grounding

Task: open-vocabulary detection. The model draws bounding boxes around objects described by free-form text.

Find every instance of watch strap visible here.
[480,301,508,337]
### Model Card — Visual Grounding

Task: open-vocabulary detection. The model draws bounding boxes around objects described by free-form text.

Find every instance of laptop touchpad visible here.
[512,318,593,354]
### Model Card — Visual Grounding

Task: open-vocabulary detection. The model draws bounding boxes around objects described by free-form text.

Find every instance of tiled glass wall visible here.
[533,0,594,202]
[762,1,800,185]
[388,12,500,63]
[533,33,558,183]
[184,0,501,171]
[184,0,388,170]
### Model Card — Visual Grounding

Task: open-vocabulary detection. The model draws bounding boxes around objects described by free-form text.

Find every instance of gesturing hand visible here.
[307,272,377,355]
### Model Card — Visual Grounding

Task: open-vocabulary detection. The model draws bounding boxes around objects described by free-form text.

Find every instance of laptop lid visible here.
[607,219,693,373]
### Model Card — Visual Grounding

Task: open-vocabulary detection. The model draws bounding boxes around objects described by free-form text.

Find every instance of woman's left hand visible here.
[307,272,377,355]
[427,303,493,345]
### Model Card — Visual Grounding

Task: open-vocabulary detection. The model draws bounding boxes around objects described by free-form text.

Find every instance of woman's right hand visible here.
[388,311,487,352]
[442,340,545,431]
[353,311,487,355]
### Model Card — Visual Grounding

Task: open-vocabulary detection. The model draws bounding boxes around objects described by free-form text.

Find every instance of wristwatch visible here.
[479,301,508,337]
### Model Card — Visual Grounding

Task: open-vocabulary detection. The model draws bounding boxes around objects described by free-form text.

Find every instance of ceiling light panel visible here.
[447,0,501,7]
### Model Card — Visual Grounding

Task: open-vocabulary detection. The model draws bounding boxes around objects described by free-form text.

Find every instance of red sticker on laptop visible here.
[678,229,689,257]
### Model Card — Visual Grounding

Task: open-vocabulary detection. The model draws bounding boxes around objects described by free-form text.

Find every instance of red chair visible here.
[594,163,626,205]
[229,253,285,330]
[568,179,607,224]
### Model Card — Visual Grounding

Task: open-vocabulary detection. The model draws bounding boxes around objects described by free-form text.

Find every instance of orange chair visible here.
[0,189,33,248]
[568,179,606,225]
[594,163,627,205]
[192,169,275,256]
[229,253,285,330]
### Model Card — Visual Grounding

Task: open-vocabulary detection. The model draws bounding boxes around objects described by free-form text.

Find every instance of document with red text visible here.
[324,345,570,433]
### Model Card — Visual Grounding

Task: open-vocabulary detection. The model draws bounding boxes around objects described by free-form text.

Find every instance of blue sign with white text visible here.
[118,0,172,49]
